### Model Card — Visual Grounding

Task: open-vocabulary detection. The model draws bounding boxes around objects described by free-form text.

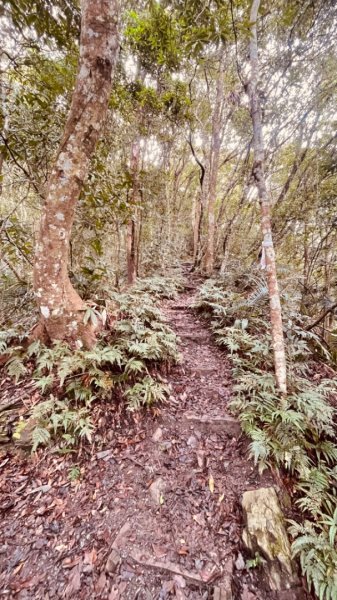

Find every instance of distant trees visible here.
[0,0,336,366]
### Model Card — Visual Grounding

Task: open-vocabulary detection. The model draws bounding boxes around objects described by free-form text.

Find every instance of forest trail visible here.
[0,279,270,600]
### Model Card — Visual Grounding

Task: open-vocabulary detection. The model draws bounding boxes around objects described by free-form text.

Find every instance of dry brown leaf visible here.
[84,548,97,566]
[95,571,107,594]
[177,546,189,556]
[64,562,82,598]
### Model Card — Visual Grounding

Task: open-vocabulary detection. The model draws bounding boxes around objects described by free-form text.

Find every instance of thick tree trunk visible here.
[203,47,225,276]
[33,0,119,346]
[248,0,287,394]
[127,138,141,285]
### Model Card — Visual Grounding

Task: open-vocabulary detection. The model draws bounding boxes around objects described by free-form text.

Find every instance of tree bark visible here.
[247,0,287,394]
[33,0,119,346]
[127,137,141,285]
[203,46,226,276]
[188,132,206,269]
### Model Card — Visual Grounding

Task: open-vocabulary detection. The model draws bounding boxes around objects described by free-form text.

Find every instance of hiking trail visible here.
[0,278,272,600]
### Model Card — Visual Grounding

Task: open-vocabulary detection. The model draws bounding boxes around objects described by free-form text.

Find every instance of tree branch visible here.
[306,302,337,331]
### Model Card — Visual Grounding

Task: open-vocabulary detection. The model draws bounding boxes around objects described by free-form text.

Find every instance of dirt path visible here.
[0,283,268,600]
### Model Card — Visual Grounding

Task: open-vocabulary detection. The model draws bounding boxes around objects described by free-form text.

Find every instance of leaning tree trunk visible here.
[33,0,119,347]
[248,0,287,394]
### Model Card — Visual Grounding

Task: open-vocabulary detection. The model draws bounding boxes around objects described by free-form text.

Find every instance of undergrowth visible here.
[1,278,180,452]
[194,272,337,600]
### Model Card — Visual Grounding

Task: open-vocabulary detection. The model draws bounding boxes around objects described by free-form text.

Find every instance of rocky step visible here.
[183,412,241,438]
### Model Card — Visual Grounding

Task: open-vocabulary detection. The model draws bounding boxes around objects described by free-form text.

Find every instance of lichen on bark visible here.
[33,0,120,346]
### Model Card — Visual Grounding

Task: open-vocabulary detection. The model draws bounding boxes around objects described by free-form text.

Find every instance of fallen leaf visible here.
[193,513,206,527]
[95,571,107,594]
[62,557,80,569]
[84,548,97,566]
[12,562,24,576]
[64,562,82,598]
[209,474,215,493]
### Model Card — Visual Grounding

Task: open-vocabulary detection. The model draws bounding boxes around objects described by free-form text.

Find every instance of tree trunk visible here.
[127,137,141,285]
[192,192,202,265]
[203,46,225,276]
[33,0,119,346]
[248,0,287,394]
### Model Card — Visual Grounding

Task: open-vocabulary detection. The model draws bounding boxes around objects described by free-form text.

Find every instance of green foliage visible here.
[125,376,169,412]
[125,6,182,72]
[4,0,80,49]
[133,275,185,299]
[289,515,337,600]
[29,396,94,451]
[3,284,179,450]
[68,465,81,481]
[246,552,265,569]
[195,274,337,599]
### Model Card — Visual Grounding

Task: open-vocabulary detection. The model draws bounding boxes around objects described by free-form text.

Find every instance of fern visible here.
[32,426,51,452]
[3,282,179,450]
[289,518,337,600]
[125,377,170,411]
[195,273,337,599]
[6,356,27,382]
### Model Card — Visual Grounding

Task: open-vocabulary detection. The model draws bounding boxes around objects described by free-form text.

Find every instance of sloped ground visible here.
[0,282,274,600]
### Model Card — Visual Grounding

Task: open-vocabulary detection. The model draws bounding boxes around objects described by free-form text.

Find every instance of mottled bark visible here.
[33,0,119,346]
[203,47,225,276]
[248,0,287,394]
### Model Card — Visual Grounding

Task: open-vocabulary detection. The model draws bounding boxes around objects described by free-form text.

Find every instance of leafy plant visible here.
[289,514,337,599]
[125,376,170,411]
[68,465,81,481]
[133,275,185,299]
[3,283,180,450]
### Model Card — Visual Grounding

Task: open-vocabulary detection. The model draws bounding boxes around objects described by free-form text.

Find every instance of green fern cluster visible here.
[289,515,337,600]
[4,285,180,450]
[132,275,185,299]
[195,276,337,600]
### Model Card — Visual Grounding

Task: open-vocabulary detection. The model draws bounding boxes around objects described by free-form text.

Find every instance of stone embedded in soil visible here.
[97,449,114,460]
[152,427,163,442]
[242,487,300,592]
[183,412,241,438]
[149,477,165,504]
[105,549,121,574]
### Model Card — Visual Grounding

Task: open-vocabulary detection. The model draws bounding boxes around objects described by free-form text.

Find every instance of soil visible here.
[0,279,294,599]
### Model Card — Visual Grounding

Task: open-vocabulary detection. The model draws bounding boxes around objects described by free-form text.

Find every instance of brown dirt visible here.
[0,283,279,599]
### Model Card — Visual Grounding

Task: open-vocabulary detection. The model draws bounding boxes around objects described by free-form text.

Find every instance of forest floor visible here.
[1,279,285,600]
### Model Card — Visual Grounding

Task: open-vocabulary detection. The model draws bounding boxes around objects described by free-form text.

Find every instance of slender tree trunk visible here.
[248,0,287,394]
[127,137,141,284]
[33,0,119,346]
[203,47,225,276]
[192,193,202,265]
